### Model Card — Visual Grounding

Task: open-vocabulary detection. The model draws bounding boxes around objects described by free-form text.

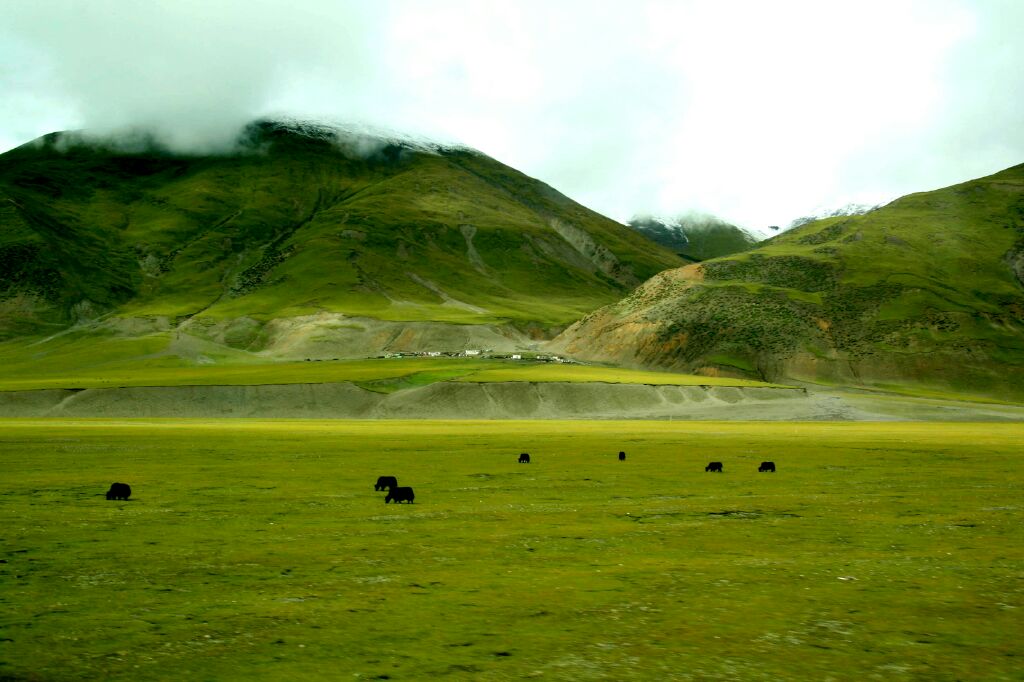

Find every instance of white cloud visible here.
[1,0,1022,229]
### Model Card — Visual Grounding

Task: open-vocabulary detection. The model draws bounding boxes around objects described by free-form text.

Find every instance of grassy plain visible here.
[0,357,783,393]
[2,420,1022,680]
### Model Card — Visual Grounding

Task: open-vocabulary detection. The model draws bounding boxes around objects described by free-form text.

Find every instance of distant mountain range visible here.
[2,119,1022,400]
[555,164,1024,398]
[787,202,882,229]
[627,214,759,261]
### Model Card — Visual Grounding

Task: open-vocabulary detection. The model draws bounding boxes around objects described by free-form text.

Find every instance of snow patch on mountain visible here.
[628,212,760,260]
[787,202,886,229]
[260,117,470,156]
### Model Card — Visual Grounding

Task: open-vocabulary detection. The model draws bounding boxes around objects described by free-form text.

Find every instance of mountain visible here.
[0,120,683,361]
[628,213,759,261]
[788,202,881,230]
[554,164,1024,399]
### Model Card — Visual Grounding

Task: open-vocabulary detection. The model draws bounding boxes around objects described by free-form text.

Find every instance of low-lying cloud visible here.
[3,0,1023,229]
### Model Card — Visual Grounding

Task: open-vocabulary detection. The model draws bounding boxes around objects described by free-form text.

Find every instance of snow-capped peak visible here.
[787,202,885,230]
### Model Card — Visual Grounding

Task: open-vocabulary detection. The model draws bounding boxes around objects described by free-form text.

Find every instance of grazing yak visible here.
[374,476,398,491]
[518,453,530,464]
[705,461,723,472]
[105,482,131,500]
[759,461,776,473]
[385,486,415,504]
[618,451,626,461]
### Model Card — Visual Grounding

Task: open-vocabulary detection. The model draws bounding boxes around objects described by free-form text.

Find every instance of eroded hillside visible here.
[555,163,1024,398]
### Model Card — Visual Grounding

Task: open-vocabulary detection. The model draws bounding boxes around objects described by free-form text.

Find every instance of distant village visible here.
[301,350,582,363]
[378,350,581,363]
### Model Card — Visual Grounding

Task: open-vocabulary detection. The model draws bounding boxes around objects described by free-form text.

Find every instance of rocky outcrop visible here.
[548,218,634,286]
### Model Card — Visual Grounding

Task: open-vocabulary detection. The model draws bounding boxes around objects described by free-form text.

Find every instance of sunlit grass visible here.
[1,419,1021,680]
[0,356,783,392]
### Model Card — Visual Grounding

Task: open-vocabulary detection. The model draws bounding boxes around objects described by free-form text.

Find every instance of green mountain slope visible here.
[0,121,682,362]
[555,164,1024,398]
[628,214,759,261]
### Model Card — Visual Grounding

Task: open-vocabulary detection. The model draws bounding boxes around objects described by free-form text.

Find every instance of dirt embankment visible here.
[3,381,1019,420]
[0,381,814,420]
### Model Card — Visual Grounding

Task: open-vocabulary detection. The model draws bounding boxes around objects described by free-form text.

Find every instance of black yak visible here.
[705,461,723,472]
[618,451,626,461]
[105,482,131,500]
[518,453,530,464]
[385,486,415,504]
[375,476,398,491]
[759,461,776,473]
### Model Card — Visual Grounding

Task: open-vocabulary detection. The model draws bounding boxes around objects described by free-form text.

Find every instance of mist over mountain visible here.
[6,2,1024,231]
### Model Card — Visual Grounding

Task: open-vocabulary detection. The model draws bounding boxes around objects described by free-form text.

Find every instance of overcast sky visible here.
[3,0,1023,231]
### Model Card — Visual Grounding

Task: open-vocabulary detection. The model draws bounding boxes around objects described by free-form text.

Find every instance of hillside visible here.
[554,163,1024,399]
[628,213,759,261]
[0,120,683,363]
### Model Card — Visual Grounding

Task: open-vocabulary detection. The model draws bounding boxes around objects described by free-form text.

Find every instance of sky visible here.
[2,0,1023,232]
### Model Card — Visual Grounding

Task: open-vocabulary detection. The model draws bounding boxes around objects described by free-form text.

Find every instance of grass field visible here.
[1,420,1022,680]
[0,357,785,393]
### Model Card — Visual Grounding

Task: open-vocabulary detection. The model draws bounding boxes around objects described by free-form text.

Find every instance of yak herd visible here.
[374,476,415,503]
[706,460,776,473]
[104,452,779,505]
[366,452,778,505]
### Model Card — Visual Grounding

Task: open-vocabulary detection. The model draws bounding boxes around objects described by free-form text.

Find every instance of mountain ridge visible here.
[0,120,683,362]
[554,162,1024,399]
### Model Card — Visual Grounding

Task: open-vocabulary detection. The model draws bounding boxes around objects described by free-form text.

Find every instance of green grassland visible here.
[0,355,784,393]
[2,420,1021,680]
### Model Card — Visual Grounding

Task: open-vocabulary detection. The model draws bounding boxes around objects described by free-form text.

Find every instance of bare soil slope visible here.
[554,163,1024,400]
[1,381,1020,421]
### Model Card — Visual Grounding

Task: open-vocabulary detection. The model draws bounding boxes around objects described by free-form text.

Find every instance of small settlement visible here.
[380,350,576,363]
